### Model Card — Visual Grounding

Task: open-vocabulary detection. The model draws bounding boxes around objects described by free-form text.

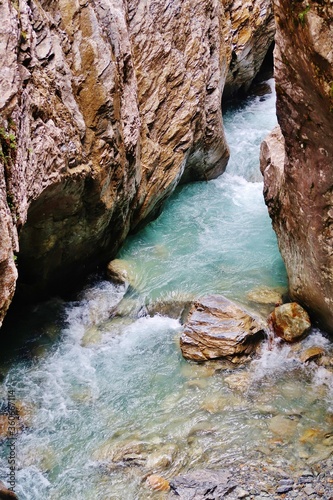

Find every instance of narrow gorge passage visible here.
[0,83,332,499]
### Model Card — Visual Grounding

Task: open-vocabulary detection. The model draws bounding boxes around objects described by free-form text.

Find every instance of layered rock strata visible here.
[0,0,274,327]
[180,295,265,362]
[261,0,333,333]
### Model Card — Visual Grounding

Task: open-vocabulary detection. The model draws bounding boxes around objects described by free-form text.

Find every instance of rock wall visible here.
[0,0,274,327]
[261,0,333,332]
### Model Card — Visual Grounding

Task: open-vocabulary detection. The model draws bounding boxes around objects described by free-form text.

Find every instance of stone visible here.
[238,488,250,498]
[147,299,192,324]
[180,295,265,362]
[146,475,170,492]
[268,415,299,438]
[247,286,283,306]
[269,303,311,343]
[276,485,293,494]
[168,470,237,499]
[106,259,136,287]
[0,0,274,329]
[201,393,229,414]
[0,482,18,499]
[260,0,333,333]
[299,347,325,364]
[224,372,251,392]
[303,485,316,496]
[146,445,177,470]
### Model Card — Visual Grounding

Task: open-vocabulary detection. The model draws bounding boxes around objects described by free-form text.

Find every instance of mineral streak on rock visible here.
[0,0,274,327]
[261,0,333,333]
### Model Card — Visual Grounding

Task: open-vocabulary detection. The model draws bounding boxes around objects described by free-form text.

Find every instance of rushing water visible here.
[1,81,333,499]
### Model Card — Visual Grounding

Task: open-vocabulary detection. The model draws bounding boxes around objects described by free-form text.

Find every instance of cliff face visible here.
[0,0,274,327]
[261,0,333,332]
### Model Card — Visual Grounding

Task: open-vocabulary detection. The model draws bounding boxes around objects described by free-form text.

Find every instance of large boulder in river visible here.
[180,295,265,362]
[269,302,311,343]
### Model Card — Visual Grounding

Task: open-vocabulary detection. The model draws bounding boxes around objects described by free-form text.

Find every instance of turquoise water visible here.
[117,80,286,305]
[0,82,332,499]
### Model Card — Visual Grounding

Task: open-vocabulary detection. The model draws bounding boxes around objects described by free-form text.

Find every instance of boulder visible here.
[299,346,325,364]
[168,470,237,499]
[147,299,192,323]
[180,295,265,362]
[269,303,311,343]
[106,259,136,287]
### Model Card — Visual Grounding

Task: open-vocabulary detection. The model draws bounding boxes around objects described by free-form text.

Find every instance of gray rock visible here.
[168,470,237,499]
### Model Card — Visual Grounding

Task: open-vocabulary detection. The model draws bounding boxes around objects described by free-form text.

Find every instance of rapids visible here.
[0,81,332,499]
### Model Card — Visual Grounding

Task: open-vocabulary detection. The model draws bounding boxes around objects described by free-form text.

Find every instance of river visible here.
[0,81,332,499]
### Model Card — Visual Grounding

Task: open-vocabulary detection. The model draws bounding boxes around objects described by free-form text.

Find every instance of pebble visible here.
[276,485,293,494]
[238,488,249,498]
[303,485,316,495]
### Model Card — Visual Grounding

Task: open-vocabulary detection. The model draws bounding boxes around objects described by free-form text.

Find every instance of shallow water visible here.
[0,82,332,499]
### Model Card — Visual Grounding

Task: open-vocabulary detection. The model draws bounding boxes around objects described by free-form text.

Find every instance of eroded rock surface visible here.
[180,295,265,362]
[269,302,311,343]
[0,0,274,327]
[261,0,333,333]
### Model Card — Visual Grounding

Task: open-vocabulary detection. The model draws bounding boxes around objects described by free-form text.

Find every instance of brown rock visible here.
[146,475,170,492]
[261,0,333,333]
[223,0,275,100]
[269,415,299,438]
[180,295,265,362]
[0,482,18,499]
[269,302,311,342]
[0,0,275,328]
[300,346,325,363]
[106,259,136,287]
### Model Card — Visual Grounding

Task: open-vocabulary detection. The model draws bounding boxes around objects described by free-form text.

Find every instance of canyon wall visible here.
[261,0,333,332]
[0,0,274,327]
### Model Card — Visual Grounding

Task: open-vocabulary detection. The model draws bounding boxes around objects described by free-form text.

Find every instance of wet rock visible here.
[224,372,251,393]
[81,326,102,347]
[0,482,18,499]
[247,286,283,306]
[180,295,265,362]
[201,393,229,414]
[268,415,299,438]
[147,299,192,324]
[92,439,149,467]
[269,303,311,343]
[300,346,325,364]
[299,429,321,444]
[146,444,177,470]
[106,259,136,287]
[276,484,293,494]
[168,469,237,499]
[261,0,333,334]
[146,474,170,492]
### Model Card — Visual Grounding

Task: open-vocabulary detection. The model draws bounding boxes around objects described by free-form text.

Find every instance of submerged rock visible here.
[269,303,311,343]
[146,474,170,492]
[147,299,192,323]
[247,286,283,306]
[180,295,265,362]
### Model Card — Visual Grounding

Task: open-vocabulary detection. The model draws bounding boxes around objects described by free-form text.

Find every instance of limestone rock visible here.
[269,303,311,343]
[247,286,283,306]
[0,0,274,328]
[168,470,237,499]
[269,415,299,438]
[300,346,325,364]
[106,259,136,287]
[224,0,275,100]
[180,295,265,362]
[261,0,333,333]
[146,475,170,492]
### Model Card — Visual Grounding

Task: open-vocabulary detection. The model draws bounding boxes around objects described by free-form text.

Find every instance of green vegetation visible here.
[298,5,310,25]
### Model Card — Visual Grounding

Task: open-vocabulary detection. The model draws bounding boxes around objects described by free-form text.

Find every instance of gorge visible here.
[0,0,333,498]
